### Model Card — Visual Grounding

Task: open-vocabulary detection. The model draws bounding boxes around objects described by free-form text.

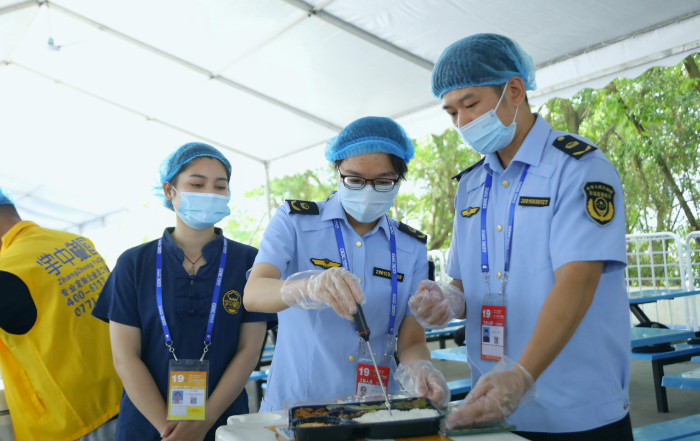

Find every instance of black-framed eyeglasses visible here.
[339,173,400,192]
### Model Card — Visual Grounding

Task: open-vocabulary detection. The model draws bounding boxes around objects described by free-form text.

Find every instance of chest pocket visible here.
[512,164,555,275]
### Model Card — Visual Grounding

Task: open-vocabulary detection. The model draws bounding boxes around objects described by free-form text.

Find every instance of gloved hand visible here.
[444,356,537,429]
[408,280,465,329]
[394,360,450,408]
[280,268,366,320]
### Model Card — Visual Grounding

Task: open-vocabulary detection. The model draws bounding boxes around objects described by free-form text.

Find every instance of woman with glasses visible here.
[244,116,450,411]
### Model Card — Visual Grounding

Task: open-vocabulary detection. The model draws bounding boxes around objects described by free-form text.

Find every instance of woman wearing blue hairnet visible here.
[244,116,451,411]
[410,34,632,440]
[93,142,276,441]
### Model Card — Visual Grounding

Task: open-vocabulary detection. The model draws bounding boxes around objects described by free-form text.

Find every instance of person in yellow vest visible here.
[0,187,122,441]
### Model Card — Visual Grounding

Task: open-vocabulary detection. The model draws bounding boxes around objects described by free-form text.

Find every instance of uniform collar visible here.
[321,192,392,242]
[484,114,551,175]
[162,227,224,262]
[1,220,38,253]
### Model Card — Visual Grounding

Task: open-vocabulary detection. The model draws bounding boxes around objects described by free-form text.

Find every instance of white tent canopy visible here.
[1,0,699,231]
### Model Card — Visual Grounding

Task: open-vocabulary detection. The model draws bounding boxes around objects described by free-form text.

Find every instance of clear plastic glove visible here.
[444,356,537,429]
[280,268,366,320]
[394,360,451,408]
[408,280,465,329]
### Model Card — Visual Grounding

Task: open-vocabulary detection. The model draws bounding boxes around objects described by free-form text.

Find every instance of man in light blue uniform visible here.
[409,34,632,440]
[245,117,450,412]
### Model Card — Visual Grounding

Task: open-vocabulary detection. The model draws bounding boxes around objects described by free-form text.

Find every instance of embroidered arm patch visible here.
[582,182,615,226]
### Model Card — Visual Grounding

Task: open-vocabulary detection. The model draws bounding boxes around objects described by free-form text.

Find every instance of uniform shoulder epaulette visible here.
[552,135,597,160]
[452,157,485,182]
[398,222,428,244]
[286,199,319,215]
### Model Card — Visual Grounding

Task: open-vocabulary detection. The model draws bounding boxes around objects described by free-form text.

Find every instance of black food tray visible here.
[289,397,444,441]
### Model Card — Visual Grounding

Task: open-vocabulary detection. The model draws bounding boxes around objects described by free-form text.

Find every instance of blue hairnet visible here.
[324,116,414,164]
[155,142,232,210]
[431,33,537,99]
[0,187,14,206]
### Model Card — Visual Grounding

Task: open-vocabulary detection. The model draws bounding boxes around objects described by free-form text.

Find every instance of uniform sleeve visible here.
[91,279,111,323]
[249,205,298,279]
[406,243,430,317]
[100,253,142,328]
[241,246,278,326]
[446,199,463,280]
[550,156,627,273]
[0,270,37,335]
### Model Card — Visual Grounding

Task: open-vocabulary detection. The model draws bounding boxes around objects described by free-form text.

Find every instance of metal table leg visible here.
[651,360,668,413]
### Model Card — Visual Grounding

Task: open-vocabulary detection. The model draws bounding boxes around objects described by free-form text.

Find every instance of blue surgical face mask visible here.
[337,184,399,223]
[172,187,231,230]
[456,82,518,155]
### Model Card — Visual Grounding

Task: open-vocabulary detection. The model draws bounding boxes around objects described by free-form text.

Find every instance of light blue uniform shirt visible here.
[447,115,630,433]
[253,194,429,412]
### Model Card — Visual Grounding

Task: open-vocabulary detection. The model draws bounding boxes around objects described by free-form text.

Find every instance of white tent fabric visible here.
[1,0,699,231]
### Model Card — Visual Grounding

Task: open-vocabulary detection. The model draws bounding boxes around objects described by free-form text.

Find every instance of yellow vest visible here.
[0,221,122,441]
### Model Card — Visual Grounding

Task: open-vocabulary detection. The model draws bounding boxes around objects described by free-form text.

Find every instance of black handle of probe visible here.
[353,303,371,342]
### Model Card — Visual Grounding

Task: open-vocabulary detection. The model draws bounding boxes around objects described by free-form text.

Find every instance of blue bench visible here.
[249,370,269,382]
[663,368,700,392]
[632,414,700,441]
[631,343,700,413]
[446,378,472,400]
[425,320,465,349]
[249,369,269,402]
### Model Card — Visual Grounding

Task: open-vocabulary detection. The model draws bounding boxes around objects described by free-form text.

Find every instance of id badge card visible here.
[167,359,209,421]
[355,351,392,398]
[481,293,506,362]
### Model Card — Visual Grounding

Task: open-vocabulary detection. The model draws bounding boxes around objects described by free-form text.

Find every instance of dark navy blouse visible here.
[93,228,276,441]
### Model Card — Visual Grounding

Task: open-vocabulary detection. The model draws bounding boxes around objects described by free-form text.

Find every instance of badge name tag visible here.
[167,359,209,420]
[481,303,506,362]
[355,353,392,398]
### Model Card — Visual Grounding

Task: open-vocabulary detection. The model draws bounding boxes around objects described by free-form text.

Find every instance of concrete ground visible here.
[246,339,700,429]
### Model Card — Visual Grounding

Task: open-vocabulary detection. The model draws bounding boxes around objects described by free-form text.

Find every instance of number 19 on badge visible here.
[168,360,209,421]
[481,305,506,361]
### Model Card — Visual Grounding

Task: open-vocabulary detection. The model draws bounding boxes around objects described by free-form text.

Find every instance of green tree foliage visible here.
[540,54,700,235]
[230,54,700,257]
[233,131,480,251]
[391,129,481,250]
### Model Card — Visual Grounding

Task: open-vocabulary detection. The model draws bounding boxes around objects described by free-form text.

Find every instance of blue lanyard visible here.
[332,216,398,338]
[480,165,530,291]
[156,236,228,361]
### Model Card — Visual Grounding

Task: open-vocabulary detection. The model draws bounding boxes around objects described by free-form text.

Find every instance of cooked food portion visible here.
[338,411,365,418]
[293,407,329,419]
[296,422,331,427]
[355,409,440,423]
[393,398,430,409]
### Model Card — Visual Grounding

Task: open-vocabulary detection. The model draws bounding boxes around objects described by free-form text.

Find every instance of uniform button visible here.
[356,241,362,247]
[349,355,355,362]
[503,180,509,188]
[496,225,503,232]
[496,272,502,279]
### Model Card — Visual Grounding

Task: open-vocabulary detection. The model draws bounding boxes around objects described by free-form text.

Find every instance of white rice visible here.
[355,408,439,423]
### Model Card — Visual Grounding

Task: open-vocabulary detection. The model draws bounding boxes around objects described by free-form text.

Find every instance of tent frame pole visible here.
[264,161,272,221]
[279,0,434,71]
[0,0,35,16]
